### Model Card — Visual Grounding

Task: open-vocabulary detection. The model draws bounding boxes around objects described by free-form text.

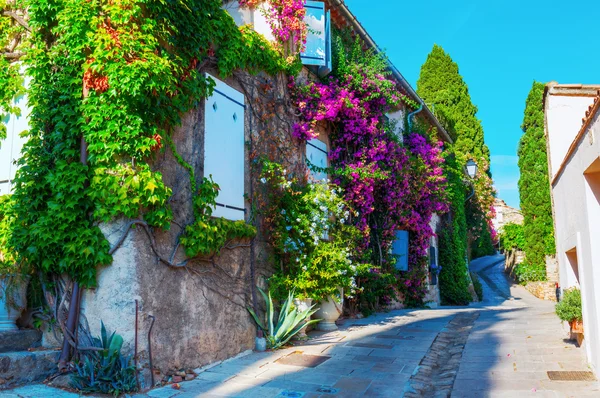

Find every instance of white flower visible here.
[302,265,307,271]
[260,177,267,184]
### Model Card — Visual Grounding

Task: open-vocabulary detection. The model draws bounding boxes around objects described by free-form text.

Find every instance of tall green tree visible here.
[417,44,496,260]
[517,81,555,282]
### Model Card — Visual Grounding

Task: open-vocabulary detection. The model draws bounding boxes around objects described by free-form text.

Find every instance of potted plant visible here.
[555,287,583,339]
[0,195,29,331]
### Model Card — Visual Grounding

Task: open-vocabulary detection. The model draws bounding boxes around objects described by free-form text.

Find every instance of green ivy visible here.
[438,148,472,305]
[498,223,525,251]
[3,0,294,285]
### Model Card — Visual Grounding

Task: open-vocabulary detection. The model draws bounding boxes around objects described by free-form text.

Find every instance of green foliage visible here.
[514,259,546,283]
[181,178,256,257]
[498,223,525,251]
[470,271,483,301]
[261,160,367,302]
[438,149,472,305]
[471,227,496,259]
[5,0,289,285]
[417,44,496,254]
[0,0,27,142]
[0,195,18,274]
[417,44,490,164]
[247,288,319,349]
[555,288,582,322]
[517,81,555,281]
[70,322,137,396]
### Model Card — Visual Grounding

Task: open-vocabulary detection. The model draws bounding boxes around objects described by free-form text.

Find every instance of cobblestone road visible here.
[2,254,598,397]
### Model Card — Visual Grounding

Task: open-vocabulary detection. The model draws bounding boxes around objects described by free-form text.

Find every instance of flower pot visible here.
[314,295,343,332]
[292,298,312,340]
[0,275,29,332]
[570,319,584,334]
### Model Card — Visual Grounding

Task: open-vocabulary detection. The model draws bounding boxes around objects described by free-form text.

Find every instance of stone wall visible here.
[504,249,558,301]
[73,69,307,389]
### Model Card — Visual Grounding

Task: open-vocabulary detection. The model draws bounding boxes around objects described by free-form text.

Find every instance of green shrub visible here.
[70,322,137,396]
[555,288,582,322]
[514,259,546,283]
[499,223,525,251]
[470,272,483,301]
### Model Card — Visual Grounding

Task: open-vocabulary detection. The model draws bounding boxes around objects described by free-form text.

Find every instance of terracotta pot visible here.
[292,298,313,340]
[570,319,584,334]
[314,294,343,331]
[0,275,29,332]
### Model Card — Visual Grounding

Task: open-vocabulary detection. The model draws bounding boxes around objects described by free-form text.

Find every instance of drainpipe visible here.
[407,103,423,134]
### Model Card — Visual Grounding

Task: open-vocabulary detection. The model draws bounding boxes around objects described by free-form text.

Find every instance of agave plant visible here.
[248,288,320,349]
[70,322,138,397]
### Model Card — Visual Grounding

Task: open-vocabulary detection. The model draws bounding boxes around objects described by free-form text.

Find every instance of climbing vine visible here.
[4,0,298,286]
[291,33,448,309]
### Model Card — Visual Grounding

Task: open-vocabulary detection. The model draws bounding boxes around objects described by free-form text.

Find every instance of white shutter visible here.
[0,93,29,196]
[204,74,245,221]
[306,139,327,181]
[301,1,327,66]
[392,230,409,271]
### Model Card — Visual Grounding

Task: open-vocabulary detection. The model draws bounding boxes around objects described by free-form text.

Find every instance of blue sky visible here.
[345,0,598,209]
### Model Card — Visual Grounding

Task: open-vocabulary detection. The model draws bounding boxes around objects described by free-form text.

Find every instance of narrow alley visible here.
[5,255,596,398]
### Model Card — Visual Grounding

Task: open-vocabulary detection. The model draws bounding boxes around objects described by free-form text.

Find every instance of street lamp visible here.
[466,159,478,179]
[465,159,477,203]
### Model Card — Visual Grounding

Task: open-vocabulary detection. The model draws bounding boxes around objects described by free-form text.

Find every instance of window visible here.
[306,139,328,181]
[204,74,246,221]
[392,230,409,271]
[301,1,332,75]
[386,109,405,143]
[0,93,29,196]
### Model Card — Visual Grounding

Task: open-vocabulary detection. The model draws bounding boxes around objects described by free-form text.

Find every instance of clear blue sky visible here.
[345,0,597,209]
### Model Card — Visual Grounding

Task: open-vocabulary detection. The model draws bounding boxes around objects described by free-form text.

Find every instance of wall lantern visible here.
[466,159,477,179]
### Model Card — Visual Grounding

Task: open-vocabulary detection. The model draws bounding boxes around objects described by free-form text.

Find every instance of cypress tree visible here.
[417,44,496,260]
[517,81,555,281]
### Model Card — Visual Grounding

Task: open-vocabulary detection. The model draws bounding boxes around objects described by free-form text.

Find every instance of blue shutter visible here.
[306,139,327,181]
[392,230,409,271]
[301,1,326,66]
[317,10,332,77]
[204,74,246,221]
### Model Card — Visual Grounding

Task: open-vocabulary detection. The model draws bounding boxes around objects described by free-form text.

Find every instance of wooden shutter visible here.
[204,74,245,221]
[392,230,409,271]
[301,1,327,66]
[306,139,328,181]
[0,93,29,196]
[429,245,437,266]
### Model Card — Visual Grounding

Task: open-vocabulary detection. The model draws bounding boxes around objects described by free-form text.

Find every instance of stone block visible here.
[0,330,42,353]
[0,349,58,390]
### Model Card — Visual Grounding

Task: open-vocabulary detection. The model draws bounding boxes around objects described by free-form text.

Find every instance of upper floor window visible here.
[204,74,246,221]
[300,1,332,74]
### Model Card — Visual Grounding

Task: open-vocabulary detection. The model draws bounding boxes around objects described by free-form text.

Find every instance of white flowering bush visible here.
[260,160,368,302]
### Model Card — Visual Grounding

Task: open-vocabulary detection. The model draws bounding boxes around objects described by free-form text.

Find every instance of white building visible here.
[544,82,600,372]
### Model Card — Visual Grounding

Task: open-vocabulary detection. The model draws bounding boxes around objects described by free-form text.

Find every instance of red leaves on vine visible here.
[151,134,163,151]
[83,60,109,93]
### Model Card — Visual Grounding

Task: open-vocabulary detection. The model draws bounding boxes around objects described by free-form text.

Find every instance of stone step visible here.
[0,330,42,353]
[0,349,59,390]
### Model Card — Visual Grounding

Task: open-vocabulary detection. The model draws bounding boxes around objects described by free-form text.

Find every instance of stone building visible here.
[1,0,452,388]
[491,198,523,232]
[544,82,600,373]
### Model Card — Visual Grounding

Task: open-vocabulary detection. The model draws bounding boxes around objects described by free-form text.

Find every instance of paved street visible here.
[2,254,598,397]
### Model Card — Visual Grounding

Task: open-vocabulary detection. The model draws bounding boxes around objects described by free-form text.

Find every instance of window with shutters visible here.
[392,230,409,271]
[301,1,332,75]
[306,138,328,182]
[0,93,29,196]
[204,74,246,221]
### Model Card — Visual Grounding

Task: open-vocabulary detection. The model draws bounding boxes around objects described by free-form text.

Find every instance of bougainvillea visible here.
[290,34,448,308]
[238,0,307,54]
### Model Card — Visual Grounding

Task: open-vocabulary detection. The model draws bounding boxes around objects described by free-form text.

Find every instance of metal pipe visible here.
[329,0,452,144]
[407,103,423,133]
[147,314,156,387]
[464,182,475,203]
[134,300,139,389]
